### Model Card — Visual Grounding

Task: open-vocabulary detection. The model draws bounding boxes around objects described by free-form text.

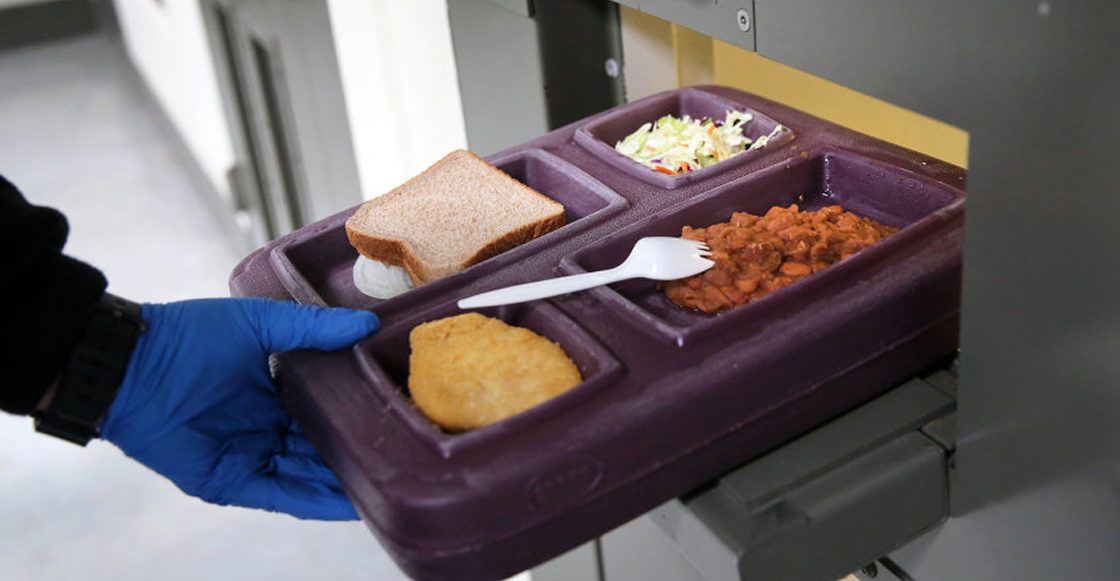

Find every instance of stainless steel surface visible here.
[715,374,954,514]
[485,0,533,18]
[633,0,755,51]
[532,539,604,581]
[602,514,709,581]
[649,374,953,581]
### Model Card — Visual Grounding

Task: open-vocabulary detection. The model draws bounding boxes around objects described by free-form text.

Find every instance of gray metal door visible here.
[202,0,361,244]
[447,0,625,156]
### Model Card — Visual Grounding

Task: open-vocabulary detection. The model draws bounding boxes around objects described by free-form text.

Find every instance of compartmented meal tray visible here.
[229,86,966,581]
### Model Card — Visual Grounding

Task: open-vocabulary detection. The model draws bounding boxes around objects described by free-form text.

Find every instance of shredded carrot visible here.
[680,161,691,172]
[706,125,715,135]
[654,165,679,176]
[645,145,658,152]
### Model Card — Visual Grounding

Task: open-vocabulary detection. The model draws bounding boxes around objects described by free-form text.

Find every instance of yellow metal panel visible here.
[618,6,676,101]
[618,6,968,168]
[671,24,714,88]
[711,39,969,168]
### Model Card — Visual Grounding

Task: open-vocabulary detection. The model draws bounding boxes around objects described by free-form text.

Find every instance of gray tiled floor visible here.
[0,34,414,581]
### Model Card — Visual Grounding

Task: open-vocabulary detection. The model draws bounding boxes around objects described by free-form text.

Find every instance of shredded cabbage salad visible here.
[613,110,784,176]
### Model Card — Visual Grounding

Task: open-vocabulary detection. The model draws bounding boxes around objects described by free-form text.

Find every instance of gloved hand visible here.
[100,298,379,520]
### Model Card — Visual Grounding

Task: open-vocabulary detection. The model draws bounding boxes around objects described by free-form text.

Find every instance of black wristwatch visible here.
[33,293,146,446]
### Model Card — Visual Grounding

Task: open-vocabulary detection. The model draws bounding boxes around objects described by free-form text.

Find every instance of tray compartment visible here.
[352,301,624,459]
[574,86,794,189]
[271,148,629,308]
[559,149,964,344]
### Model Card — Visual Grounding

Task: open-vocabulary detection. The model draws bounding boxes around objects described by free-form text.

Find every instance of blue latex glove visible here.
[100,298,379,520]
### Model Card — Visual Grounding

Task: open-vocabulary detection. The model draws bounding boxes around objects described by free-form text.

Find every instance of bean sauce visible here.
[661,204,898,314]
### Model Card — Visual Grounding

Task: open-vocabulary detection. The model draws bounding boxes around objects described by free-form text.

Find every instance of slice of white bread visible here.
[345,150,566,287]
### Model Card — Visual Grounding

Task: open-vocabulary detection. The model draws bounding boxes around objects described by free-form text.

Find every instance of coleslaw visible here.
[613,110,783,176]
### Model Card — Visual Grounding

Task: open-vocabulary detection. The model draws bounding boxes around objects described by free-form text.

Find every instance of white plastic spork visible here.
[457,237,714,309]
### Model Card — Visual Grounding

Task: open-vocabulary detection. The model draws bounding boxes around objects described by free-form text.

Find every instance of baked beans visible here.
[661,204,898,314]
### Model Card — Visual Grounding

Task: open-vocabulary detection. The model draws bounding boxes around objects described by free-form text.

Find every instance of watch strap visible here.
[34,293,146,445]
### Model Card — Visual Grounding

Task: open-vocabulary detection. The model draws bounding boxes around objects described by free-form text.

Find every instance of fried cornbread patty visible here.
[408,313,582,431]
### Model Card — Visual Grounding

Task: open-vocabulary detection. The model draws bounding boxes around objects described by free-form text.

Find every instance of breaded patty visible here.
[408,313,582,431]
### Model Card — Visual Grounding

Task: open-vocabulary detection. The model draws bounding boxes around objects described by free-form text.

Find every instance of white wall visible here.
[327,0,468,201]
[111,0,235,201]
[109,0,467,204]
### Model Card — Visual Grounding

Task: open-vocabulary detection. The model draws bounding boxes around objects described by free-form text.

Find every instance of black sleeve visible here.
[0,175,108,416]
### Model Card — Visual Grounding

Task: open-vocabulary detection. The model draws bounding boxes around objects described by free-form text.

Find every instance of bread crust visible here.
[345,150,565,287]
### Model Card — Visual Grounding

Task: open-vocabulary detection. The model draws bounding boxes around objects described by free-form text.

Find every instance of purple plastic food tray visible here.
[229,86,966,581]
